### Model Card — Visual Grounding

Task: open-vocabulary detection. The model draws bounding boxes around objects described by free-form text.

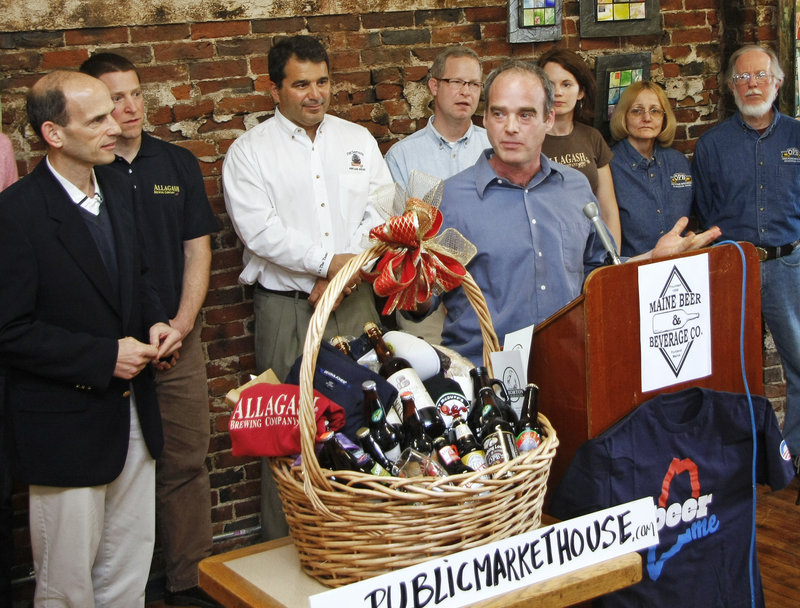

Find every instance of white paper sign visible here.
[638,253,712,392]
[309,497,658,608]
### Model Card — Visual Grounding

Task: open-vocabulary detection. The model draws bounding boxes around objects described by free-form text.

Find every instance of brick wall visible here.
[0,0,786,599]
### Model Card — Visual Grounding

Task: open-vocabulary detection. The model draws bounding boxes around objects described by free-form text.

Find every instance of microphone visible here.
[583,202,621,265]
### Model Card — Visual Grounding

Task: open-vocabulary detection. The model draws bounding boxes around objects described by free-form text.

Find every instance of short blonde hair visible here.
[609,81,676,147]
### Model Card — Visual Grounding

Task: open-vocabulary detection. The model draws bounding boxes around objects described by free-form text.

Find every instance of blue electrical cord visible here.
[714,240,757,608]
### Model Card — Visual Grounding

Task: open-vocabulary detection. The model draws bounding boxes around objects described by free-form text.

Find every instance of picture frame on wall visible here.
[580,0,661,38]
[594,52,651,137]
[508,0,563,43]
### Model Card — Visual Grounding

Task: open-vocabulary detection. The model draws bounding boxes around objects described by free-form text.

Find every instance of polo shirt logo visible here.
[670,172,693,189]
[153,184,181,195]
[347,150,366,172]
[780,147,800,163]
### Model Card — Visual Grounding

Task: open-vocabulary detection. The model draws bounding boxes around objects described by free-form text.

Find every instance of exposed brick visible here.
[465,6,507,22]
[198,115,248,134]
[41,48,90,69]
[361,47,412,66]
[216,38,271,57]
[207,336,255,361]
[192,21,250,40]
[307,14,360,32]
[415,9,463,25]
[431,24,481,44]
[173,98,215,121]
[64,27,128,46]
[5,31,64,49]
[330,51,362,71]
[381,28,431,46]
[403,65,430,82]
[190,59,248,81]
[0,51,40,71]
[216,94,273,115]
[375,82,403,100]
[372,66,402,84]
[154,41,215,62]
[362,12,415,30]
[663,12,709,28]
[197,77,254,95]
[251,17,305,34]
[130,23,191,43]
[171,83,192,100]
[335,70,372,88]
[139,64,188,84]
[670,28,713,45]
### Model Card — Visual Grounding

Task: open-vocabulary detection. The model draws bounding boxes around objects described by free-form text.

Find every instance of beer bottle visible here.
[357,426,399,476]
[432,436,471,475]
[467,367,518,434]
[515,383,543,453]
[364,322,439,423]
[470,386,503,442]
[480,403,519,472]
[318,430,340,470]
[333,432,391,476]
[452,417,487,473]
[400,392,434,455]
[362,380,403,445]
[331,335,355,359]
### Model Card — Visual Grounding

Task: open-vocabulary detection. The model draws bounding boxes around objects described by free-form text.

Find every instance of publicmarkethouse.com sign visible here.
[310,497,659,608]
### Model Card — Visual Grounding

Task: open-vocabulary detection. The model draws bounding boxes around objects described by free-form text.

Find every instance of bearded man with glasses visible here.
[694,44,800,481]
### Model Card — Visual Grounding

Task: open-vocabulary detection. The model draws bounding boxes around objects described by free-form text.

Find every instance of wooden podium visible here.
[529,243,763,491]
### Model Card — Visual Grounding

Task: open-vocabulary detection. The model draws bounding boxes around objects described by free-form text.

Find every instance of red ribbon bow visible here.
[364,200,468,315]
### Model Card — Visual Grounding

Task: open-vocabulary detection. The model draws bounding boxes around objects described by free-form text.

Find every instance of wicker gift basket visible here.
[269,174,559,588]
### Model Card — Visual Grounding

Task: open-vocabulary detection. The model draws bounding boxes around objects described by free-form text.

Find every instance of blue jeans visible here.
[761,246,800,456]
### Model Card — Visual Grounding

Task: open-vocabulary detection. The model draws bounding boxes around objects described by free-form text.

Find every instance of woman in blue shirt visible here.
[609,82,694,256]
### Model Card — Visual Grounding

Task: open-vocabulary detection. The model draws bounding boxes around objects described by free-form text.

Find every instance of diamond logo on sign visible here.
[638,254,711,393]
[650,266,701,376]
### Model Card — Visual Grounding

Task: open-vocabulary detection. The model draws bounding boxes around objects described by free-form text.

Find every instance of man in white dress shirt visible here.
[222,35,393,539]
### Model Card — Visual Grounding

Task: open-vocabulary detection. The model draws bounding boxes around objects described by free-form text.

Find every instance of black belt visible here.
[255,284,309,300]
[755,239,800,262]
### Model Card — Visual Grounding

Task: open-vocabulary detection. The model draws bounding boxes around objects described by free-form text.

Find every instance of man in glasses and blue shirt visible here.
[694,44,800,479]
[384,46,490,190]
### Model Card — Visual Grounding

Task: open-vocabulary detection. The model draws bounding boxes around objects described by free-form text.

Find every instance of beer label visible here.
[483,430,517,467]
[386,369,436,414]
[461,449,487,472]
[370,462,391,477]
[436,391,470,428]
[516,429,541,453]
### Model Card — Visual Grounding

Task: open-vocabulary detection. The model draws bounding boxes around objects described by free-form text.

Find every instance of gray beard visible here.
[734,87,778,118]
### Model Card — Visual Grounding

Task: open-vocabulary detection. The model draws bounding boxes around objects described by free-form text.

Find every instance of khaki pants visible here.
[154,323,213,592]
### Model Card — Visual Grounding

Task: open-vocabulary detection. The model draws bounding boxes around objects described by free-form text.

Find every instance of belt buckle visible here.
[755,246,769,262]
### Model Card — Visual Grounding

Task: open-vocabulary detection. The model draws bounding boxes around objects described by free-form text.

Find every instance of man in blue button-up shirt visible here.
[694,44,800,475]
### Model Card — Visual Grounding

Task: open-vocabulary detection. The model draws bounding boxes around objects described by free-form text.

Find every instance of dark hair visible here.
[268,35,329,89]
[26,73,70,139]
[537,48,596,124]
[79,52,139,80]
[484,60,555,117]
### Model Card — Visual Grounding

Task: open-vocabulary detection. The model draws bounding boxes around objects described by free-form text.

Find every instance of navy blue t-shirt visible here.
[550,387,795,608]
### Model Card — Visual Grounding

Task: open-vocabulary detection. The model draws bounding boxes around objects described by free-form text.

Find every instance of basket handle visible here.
[298,243,501,517]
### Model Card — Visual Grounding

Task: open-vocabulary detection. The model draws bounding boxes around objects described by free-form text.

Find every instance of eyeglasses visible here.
[731,71,772,86]
[438,78,482,92]
[628,107,664,118]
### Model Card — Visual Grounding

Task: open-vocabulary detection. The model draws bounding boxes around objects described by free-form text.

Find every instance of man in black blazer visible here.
[0,70,181,607]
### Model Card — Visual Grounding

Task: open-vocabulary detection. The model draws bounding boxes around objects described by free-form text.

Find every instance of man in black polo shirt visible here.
[81,54,220,608]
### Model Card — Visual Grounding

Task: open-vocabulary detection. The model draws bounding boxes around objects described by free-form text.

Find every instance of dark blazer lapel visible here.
[37,163,122,316]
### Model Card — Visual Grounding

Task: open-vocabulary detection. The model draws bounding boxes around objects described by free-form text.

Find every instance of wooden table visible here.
[199,530,643,608]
